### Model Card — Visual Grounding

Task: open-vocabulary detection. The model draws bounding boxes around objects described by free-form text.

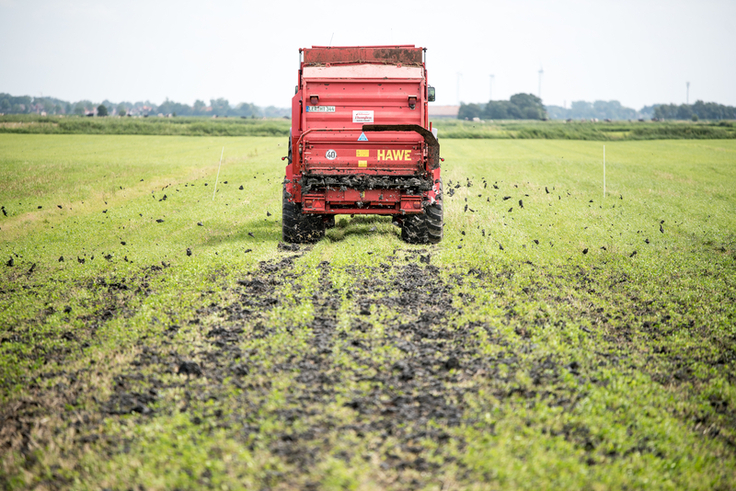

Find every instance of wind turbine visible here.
[538,67,544,100]
[490,74,495,101]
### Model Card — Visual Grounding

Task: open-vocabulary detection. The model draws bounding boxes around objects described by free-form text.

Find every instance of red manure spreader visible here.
[282,45,443,244]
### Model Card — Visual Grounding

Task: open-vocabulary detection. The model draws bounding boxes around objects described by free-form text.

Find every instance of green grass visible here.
[0,114,291,137]
[2,114,735,140]
[1,135,735,490]
[434,119,736,140]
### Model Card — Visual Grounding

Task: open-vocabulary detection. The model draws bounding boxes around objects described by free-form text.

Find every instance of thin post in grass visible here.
[603,145,606,198]
[213,147,224,201]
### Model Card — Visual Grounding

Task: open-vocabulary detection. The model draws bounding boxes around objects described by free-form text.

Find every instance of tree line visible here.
[0,93,289,118]
[652,101,736,121]
[460,97,736,121]
[545,100,654,121]
[458,93,547,120]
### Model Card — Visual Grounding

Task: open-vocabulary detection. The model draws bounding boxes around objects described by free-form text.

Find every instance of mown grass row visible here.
[2,114,735,140]
[435,118,736,140]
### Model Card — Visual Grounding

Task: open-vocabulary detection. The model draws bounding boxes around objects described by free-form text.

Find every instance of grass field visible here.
[1,134,735,489]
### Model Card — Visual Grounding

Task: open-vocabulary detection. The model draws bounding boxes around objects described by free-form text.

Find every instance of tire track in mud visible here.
[89,249,595,488]
[266,259,469,475]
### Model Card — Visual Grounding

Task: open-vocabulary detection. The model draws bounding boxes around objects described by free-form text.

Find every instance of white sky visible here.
[1,0,734,109]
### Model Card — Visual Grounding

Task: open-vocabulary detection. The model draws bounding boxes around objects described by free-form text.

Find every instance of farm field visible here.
[1,134,735,489]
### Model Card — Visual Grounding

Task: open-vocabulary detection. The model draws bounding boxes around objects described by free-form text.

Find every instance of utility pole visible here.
[538,67,544,100]
[686,81,690,105]
[489,74,495,101]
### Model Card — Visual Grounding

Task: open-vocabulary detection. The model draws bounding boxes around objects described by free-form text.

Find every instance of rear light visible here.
[408,96,417,109]
[302,196,325,211]
[310,95,319,105]
[401,197,423,212]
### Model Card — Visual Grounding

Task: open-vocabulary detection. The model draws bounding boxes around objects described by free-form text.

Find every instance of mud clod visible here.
[278,242,300,252]
[178,360,202,377]
[443,356,460,370]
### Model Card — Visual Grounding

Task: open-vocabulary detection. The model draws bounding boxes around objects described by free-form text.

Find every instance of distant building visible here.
[429,105,459,119]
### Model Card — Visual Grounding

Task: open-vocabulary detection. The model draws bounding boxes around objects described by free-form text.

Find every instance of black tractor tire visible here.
[400,213,426,244]
[400,180,444,244]
[401,201,443,244]
[426,201,444,243]
[324,215,336,229]
[282,187,325,243]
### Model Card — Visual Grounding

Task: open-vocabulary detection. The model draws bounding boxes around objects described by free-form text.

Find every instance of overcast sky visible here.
[1,0,734,110]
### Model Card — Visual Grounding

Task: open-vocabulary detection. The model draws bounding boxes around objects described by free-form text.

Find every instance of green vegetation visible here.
[1,135,735,489]
[3,114,735,141]
[654,101,736,121]
[459,93,547,120]
[546,100,645,121]
[468,98,736,122]
[434,119,736,140]
[0,115,291,137]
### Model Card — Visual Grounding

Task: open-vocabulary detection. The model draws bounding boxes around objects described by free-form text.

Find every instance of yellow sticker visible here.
[358,160,367,167]
[356,149,369,157]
